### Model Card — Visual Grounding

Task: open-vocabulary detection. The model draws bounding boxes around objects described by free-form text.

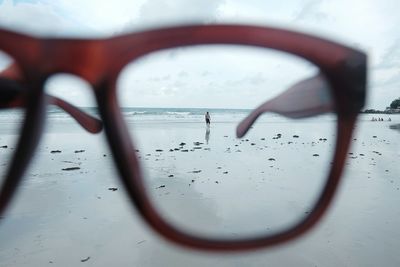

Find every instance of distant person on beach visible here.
[205,112,211,126]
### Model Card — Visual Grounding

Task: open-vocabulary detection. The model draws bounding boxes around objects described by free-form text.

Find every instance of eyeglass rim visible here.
[0,24,366,250]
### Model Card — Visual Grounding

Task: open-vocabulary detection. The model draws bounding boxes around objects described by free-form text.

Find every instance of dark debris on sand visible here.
[80,256,90,263]
[62,167,80,171]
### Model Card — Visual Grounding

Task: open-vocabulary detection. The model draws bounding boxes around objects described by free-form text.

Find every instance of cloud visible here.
[0,0,399,109]
[117,0,226,33]
[374,39,400,70]
[0,0,91,36]
[138,0,226,24]
[292,0,328,22]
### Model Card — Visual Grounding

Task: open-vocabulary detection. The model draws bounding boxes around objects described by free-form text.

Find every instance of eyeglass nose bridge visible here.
[39,39,108,87]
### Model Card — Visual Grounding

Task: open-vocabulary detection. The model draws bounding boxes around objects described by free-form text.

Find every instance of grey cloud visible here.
[139,0,226,24]
[118,0,226,32]
[374,39,400,70]
[178,71,188,77]
[172,80,186,87]
[0,0,92,36]
[292,0,330,23]
[224,73,267,87]
[372,70,400,88]
[202,71,210,76]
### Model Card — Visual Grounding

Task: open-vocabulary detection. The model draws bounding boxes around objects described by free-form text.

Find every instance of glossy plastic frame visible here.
[0,24,367,251]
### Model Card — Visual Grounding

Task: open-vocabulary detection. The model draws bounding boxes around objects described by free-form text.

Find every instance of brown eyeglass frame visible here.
[0,24,366,251]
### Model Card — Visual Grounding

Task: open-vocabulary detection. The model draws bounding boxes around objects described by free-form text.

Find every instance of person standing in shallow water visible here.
[205,111,211,127]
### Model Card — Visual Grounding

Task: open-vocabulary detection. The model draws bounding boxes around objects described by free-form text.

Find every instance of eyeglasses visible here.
[0,24,366,251]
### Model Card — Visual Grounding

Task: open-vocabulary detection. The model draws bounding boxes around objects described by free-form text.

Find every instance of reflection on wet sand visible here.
[389,123,400,131]
[205,127,210,144]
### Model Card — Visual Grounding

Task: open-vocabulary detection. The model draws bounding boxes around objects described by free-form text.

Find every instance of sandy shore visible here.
[0,114,399,266]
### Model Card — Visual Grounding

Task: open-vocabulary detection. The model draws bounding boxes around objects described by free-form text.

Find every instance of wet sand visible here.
[0,115,399,266]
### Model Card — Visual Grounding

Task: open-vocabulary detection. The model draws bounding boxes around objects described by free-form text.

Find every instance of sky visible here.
[0,0,399,109]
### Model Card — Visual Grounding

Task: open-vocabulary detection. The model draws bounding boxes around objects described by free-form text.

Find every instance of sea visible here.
[0,106,396,126]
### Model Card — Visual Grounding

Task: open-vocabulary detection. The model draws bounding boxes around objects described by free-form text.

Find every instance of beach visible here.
[0,109,399,266]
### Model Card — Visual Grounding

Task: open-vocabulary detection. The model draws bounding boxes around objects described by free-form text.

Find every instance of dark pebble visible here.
[268,158,275,161]
[168,175,174,177]
[62,167,80,171]
[74,150,85,153]
[81,257,90,263]
[293,135,299,138]
[51,150,62,154]
[156,185,166,189]
[313,154,319,157]
[181,149,189,152]
[108,187,118,191]
[0,145,8,148]
[155,149,163,152]
[179,142,186,146]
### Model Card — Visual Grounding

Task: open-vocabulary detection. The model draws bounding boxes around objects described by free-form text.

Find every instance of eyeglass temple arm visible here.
[0,66,103,134]
[236,74,334,138]
[46,95,103,134]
